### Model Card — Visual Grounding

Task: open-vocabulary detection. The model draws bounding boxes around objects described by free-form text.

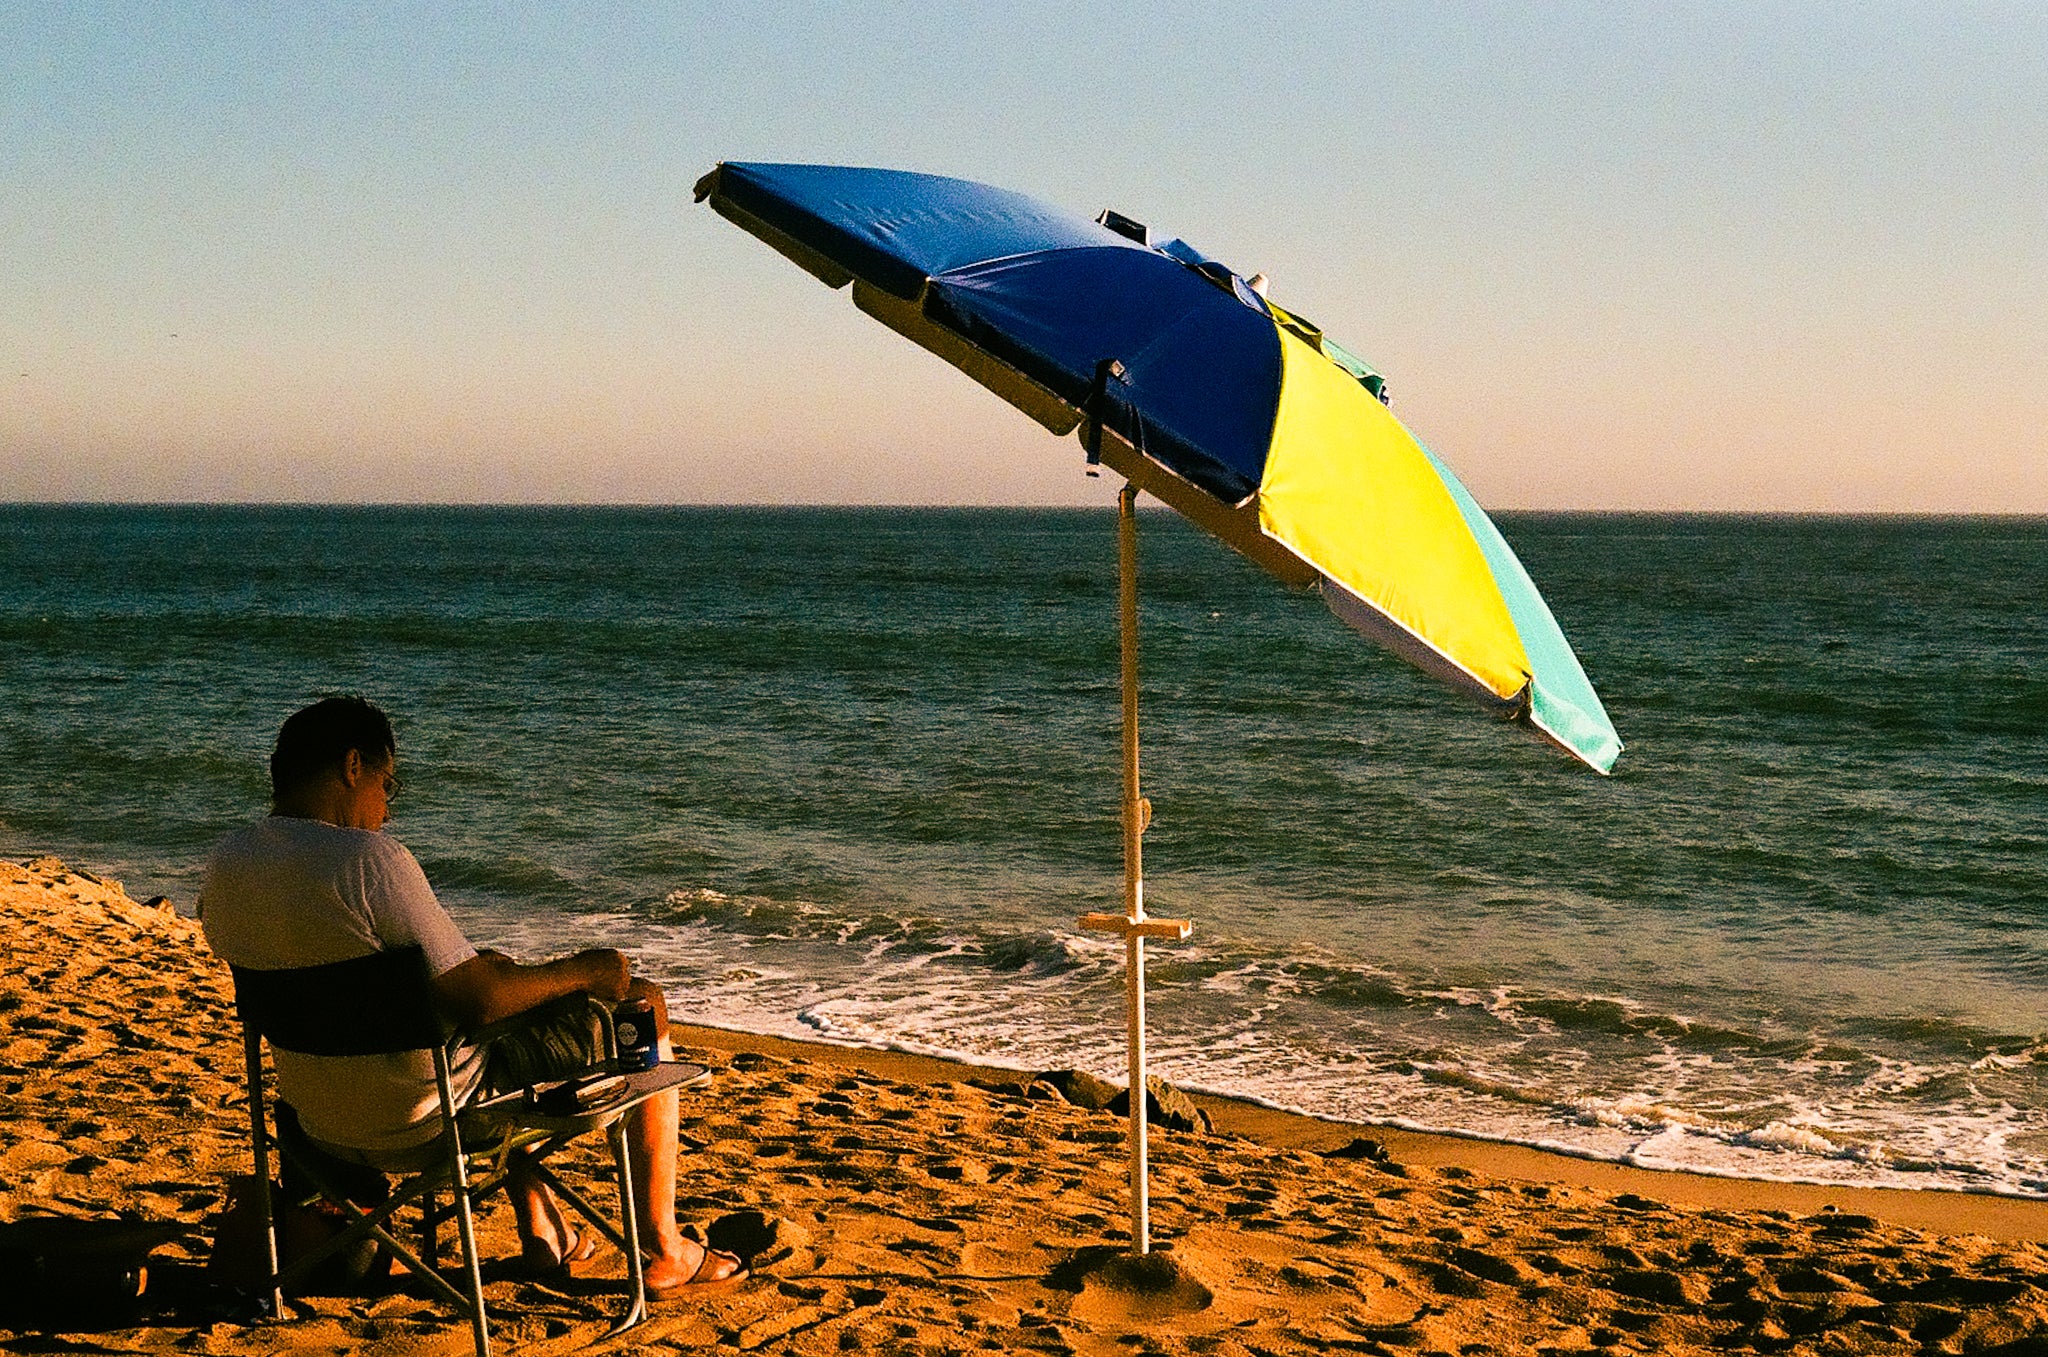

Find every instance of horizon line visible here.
[4,500,2047,521]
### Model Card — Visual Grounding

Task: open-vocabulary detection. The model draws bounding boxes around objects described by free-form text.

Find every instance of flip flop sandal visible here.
[515,1224,602,1279]
[647,1245,748,1297]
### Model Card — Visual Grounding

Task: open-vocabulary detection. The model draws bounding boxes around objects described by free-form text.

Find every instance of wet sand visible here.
[7,853,2048,1355]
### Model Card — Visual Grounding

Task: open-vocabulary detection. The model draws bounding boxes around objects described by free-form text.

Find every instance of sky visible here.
[3,2,2044,512]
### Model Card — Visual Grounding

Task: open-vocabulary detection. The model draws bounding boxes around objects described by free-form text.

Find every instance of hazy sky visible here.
[4,3,2043,510]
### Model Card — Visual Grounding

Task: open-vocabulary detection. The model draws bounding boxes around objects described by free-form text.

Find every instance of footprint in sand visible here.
[925,1157,989,1185]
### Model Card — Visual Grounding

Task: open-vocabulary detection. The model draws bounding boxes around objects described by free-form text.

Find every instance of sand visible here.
[7,853,2048,1355]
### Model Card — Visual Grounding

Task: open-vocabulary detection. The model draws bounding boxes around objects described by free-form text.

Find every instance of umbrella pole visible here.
[1079,483,1191,1257]
[1118,482,1150,1255]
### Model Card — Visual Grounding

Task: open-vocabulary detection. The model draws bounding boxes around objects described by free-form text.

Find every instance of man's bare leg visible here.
[505,1153,595,1271]
[626,979,743,1289]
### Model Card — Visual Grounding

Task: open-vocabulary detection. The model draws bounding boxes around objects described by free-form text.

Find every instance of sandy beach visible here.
[7,854,2048,1356]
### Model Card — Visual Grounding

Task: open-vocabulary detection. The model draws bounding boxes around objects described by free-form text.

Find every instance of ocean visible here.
[4,504,2045,1197]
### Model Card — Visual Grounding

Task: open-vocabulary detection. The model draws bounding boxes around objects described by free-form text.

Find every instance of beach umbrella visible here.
[695,161,1622,1252]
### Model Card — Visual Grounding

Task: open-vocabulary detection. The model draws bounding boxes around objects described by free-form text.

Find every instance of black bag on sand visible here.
[0,1213,185,1330]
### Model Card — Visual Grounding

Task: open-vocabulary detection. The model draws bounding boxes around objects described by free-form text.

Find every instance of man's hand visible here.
[570,948,632,1004]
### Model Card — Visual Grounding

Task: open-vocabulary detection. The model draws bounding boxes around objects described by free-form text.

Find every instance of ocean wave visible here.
[1734,1120,1847,1157]
[1841,1012,2042,1057]
[421,853,581,900]
[656,885,1097,982]
[944,931,1087,976]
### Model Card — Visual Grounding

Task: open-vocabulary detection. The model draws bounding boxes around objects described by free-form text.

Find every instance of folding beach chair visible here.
[227,945,711,1357]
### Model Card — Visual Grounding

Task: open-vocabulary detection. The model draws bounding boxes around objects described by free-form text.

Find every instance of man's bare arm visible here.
[433,946,632,1029]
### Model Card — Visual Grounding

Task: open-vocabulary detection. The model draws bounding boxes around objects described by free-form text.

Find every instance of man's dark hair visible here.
[270,696,395,800]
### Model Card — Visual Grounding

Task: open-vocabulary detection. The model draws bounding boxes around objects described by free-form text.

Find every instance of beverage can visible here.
[613,996,659,1071]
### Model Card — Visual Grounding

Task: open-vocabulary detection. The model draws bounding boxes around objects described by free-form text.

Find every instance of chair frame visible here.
[228,945,709,1357]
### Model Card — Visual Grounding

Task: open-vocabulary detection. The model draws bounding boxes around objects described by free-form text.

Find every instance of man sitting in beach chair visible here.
[199,696,745,1295]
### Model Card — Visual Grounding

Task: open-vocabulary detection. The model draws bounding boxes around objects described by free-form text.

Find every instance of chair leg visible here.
[448,1154,491,1357]
[249,1145,285,1321]
[605,1118,648,1338]
[243,1029,285,1321]
[435,1050,490,1357]
[420,1186,439,1267]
